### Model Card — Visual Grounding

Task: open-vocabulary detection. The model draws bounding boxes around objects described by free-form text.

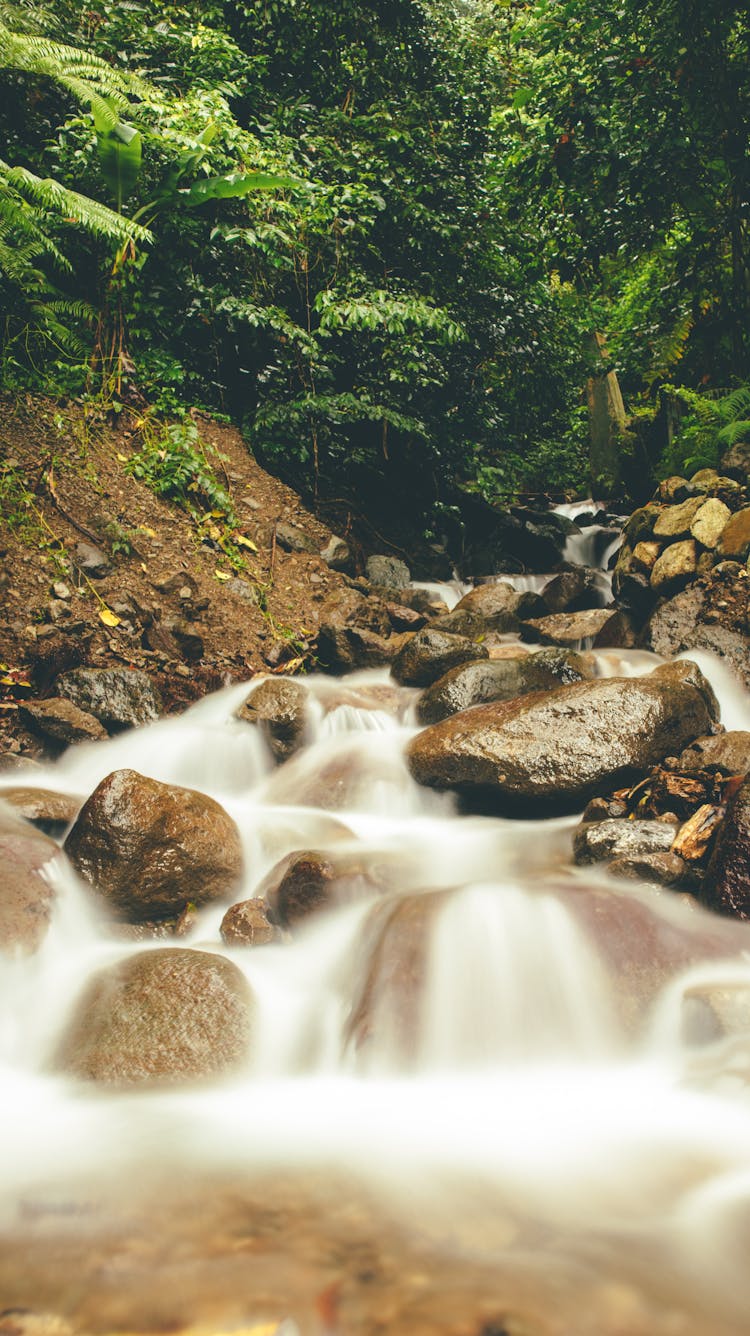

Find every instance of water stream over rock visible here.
[3,528,750,1333]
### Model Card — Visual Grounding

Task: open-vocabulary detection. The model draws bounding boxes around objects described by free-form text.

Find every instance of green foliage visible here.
[125,416,235,520]
[657,385,750,478]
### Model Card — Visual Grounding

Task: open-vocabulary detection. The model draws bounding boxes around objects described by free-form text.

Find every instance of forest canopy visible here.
[1,0,748,517]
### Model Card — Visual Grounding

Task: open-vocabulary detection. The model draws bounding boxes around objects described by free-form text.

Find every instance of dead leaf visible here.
[234,534,259,552]
[98,607,121,627]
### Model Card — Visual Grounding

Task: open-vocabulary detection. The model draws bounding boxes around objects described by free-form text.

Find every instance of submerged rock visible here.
[220,898,278,946]
[259,848,381,929]
[53,947,253,1085]
[237,676,309,760]
[574,819,678,865]
[64,768,243,921]
[56,667,162,732]
[406,665,716,812]
[416,650,592,725]
[0,808,60,954]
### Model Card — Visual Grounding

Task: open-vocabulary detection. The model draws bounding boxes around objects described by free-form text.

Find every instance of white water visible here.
[5,591,750,1323]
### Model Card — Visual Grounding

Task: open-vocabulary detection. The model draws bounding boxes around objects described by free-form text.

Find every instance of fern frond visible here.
[718,387,750,424]
[0,161,153,245]
[717,420,750,449]
[0,25,149,103]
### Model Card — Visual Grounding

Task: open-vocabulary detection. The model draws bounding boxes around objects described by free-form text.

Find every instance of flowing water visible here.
[3,559,750,1330]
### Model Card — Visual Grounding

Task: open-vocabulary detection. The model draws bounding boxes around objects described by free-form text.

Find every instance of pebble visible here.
[52,582,71,600]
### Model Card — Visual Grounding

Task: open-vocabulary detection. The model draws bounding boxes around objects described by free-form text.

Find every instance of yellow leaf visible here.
[215,569,231,582]
[116,452,129,463]
[140,562,148,573]
[138,525,156,538]
[234,534,258,552]
[98,607,121,627]
[276,655,305,674]
[209,509,225,519]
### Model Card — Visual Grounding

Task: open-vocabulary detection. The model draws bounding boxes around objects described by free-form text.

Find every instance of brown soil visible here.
[0,396,352,757]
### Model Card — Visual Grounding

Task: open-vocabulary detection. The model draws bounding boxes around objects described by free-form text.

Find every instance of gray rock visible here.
[416,649,592,724]
[74,541,109,576]
[365,555,411,589]
[391,628,486,687]
[228,577,261,605]
[574,819,678,865]
[644,585,750,690]
[406,665,716,813]
[275,521,317,554]
[64,768,243,922]
[56,667,162,732]
[320,536,353,571]
[52,948,253,1086]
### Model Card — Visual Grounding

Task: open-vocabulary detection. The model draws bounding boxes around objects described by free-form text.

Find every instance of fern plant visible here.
[0,10,152,376]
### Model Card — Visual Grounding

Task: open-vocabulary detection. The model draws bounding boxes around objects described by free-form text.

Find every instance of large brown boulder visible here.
[391,628,486,687]
[0,808,60,954]
[702,776,750,919]
[451,582,540,632]
[64,769,243,921]
[644,580,750,689]
[406,663,717,813]
[416,650,592,725]
[53,948,253,1086]
[237,677,309,760]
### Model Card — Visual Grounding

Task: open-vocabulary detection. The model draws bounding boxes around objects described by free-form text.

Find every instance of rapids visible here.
[3,549,750,1330]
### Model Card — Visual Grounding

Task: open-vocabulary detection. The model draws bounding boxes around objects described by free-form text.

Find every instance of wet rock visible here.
[316,587,393,673]
[259,849,380,929]
[19,698,108,748]
[718,507,750,560]
[320,535,352,571]
[690,498,731,548]
[679,731,750,775]
[521,607,615,647]
[391,628,486,687]
[275,521,317,554]
[220,897,278,946]
[53,947,253,1086]
[574,819,678,865]
[74,541,109,576]
[652,496,704,539]
[56,667,162,732]
[702,776,750,918]
[592,609,641,649]
[237,677,309,761]
[452,582,538,633]
[658,476,691,503]
[0,808,60,954]
[416,650,592,724]
[644,584,750,688]
[631,541,661,573]
[64,769,243,921]
[650,539,698,591]
[406,668,715,812]
[429,606,487,638]
[365,555,410,589]
[682,981,750,1041]
[623,504,660,546]
[607,851,692,887]
[385,602,427,631]
[0,786,81,834]
[650,658,720,723]
[541,566,606,613]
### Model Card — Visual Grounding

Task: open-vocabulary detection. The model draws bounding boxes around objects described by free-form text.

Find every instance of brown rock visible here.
[632,541,661,572]
[0,808,60,954]
[702,776,750,918]
[521,607,616,647]
[19,698,107,747]
[64,769,243,921]
[258,849,381,929]
[679,731,750,775]
[220,898,278,946]
[652,496,704,538]
[650,539,698,591]
[718,507,750,560]
[416,650,592,725]
[391,628,486,687]
[607,851,692,887]
[52,947,253,1086]
[237,677,309,760]
[0,786,81,834]
[452,582,533,632]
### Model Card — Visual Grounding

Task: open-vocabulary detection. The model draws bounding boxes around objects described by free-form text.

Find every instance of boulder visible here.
[365,555,411,589]
[56,668,162,732]
[690,498,731,549]
[64,769,243,921]
[452,582,539,633]
[275,521,317,554]
[320,536,353,571]
[391,628,486,687]
[0,786,81,835]
[19,698,107,748]
[623,504,661,546]
[541,566,605,613]
[53,948,253,1086]
[237,677,309,761]
[718,507,750,560]
[220,898,278,946]
[521,607,615,647]
[652,496,704,539]
[573,819,678,865]
[607,851,693,888]
[258,849,381,929]
[406,666,716,812]
[650,539,698,591]
[631,541,661,573]
[702,776,750,918]
[416,650,593,725]
[0,808,60,954]
[316,587,393,674]
[644,584,750,690]
[679,732,750,776]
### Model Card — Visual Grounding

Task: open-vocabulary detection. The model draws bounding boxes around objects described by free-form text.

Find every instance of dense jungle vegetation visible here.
[1,0,749,530]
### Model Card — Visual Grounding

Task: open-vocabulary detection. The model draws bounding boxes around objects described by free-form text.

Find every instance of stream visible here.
[2,524,750,1334]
